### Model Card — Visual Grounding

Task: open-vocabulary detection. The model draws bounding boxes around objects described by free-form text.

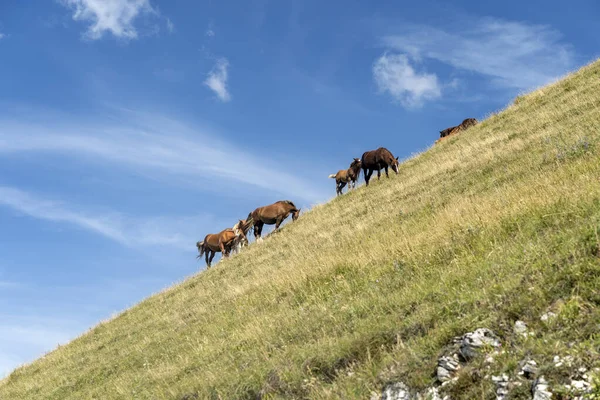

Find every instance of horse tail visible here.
[196,241,205,258]
[328,174,336,179]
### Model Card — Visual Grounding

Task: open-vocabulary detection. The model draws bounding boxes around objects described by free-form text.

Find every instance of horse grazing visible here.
[329,158,362,196]
[196,220,248,267]
[361,147,399,186]
[247,200,300,241]
[437,118,478,142]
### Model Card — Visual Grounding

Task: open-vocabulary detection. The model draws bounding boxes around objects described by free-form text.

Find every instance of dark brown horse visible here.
[247,200,300,241]
[329,158,362,195]
[196,220,247,267]
[437,118,478,142]
[361,147,399,186]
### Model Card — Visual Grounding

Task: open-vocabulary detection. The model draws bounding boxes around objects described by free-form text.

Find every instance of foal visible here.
[196,220,247,267]
[329,158,362,195]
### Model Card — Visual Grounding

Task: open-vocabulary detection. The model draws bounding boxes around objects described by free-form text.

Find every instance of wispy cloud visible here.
[204,58,231,102]
[205,28,215,37]
[373,53,441,108]
[0,110,325,203]
[0,33,5,40]
[166,17,174,34]
[60,0,157,40]
[382,18,574,90]
[0,186,201,249]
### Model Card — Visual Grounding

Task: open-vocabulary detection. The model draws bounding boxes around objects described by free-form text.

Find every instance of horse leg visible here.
[364,168,372,186]
[339,181,347,195]
[275,214,287,230]
[256,222,264,242]
[208,251,216,266]
[220,241,228,258]
[376,168,381,180]
[205,250,210,268]
[385,165,389,178]
[253,223,260,241]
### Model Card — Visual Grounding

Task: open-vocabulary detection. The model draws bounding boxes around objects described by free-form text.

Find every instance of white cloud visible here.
[166,17,174,33]
[206,29,215,37]
[0,111,325,203]
[60,0,156,40]
[204,58,231,102]
[382,18,574,90]
[373,53,441,108]
[0,33,5,40]
[0,186,198,248]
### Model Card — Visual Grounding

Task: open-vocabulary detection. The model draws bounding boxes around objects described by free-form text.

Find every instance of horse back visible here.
[204,233,221,251]
[362,147,394,167]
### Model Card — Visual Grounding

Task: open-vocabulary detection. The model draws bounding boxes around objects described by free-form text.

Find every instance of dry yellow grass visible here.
[2,59,600,399]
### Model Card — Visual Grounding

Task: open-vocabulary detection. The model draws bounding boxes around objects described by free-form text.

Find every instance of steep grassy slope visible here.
[3,60,600,399]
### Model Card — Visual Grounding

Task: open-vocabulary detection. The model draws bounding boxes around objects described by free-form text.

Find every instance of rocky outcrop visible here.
[375,322,598,400]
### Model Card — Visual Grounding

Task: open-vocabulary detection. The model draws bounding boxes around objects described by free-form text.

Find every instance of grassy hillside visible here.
[3,60,600,399]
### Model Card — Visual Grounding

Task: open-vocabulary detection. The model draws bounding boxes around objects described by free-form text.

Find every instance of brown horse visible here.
[361,147,399,186]
[437,118,478,142]
[230,219,253,254]
[196,220,247,267]
[329,158,362,196]
[247,200,300,241]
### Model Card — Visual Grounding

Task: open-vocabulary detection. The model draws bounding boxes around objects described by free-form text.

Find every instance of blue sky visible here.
[0,0,598,377]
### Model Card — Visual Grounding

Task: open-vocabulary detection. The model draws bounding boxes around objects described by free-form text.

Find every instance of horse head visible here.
[292,208,301,221]
[391,156,399,174]
[235,219,249,241]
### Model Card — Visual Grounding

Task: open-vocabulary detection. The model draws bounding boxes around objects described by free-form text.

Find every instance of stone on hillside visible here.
[540,312,556,322]
[381,382,412,400]
[437,355,460,382]
[519,359,538,379]
[459,328,501,361]
[514,320,528,336]
[553,355,574,368]
[417,387,447,400]
[532,376,552,400]
[491,374,510,400]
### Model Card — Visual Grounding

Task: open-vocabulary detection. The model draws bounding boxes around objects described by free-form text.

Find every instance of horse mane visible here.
[279,200,297,209]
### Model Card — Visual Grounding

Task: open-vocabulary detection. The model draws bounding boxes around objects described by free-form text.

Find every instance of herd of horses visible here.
[196,118,477,267]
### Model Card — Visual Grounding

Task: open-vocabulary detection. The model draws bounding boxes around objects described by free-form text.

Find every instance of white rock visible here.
[417,387,444,400]
[553,355,573,368]
[381,382,412,400]
[540,312,556,322]
[533,376,552,400]
[521,359,538,379]
[459,328,501,361]
[514,320,528,335]
[437,355,460,382]
[570,380,590,392]
[492,374,510,400]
